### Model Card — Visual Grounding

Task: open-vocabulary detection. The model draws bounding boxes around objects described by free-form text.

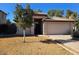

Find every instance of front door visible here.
[34,19,42,35]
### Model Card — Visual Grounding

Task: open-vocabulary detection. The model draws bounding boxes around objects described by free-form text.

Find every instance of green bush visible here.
[0,23,17,35]
[72,31,79,38]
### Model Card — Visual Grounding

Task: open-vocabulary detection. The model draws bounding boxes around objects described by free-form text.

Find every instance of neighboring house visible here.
[16,13,75,35]
[0,10,7,24]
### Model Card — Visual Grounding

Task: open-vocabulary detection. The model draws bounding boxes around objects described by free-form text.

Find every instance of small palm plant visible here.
[72,16,79,38]
[75,17,79,31]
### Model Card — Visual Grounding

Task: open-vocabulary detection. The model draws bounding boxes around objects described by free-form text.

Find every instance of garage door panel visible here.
[44,22,71,35]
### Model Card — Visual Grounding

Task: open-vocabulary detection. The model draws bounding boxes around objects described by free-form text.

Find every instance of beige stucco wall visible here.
[0,12,6,24]
[16,21,74,35]
[16,24,34,35]
[43,22,74,35]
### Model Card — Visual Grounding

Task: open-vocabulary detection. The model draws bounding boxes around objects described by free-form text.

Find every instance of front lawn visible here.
[0,36,72,55]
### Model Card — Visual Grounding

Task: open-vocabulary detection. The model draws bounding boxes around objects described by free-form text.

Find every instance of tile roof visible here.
[43,16,75,22]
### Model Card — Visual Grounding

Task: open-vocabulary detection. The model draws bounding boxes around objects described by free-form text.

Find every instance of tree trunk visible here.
[23,29,26,43]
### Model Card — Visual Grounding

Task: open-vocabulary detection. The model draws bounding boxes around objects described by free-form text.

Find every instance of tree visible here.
[66,9,77,19]
[54,10,64,17]
[47,10,55,17]
[47,9,64,17]
[66,9,73,18]
[69,12,77,19]
[13,4,34,43]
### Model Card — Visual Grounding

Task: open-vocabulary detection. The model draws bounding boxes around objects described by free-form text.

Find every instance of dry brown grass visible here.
[0,36,72,55]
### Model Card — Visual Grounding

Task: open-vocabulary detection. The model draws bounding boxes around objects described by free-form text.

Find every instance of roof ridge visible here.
[0,10,7,15]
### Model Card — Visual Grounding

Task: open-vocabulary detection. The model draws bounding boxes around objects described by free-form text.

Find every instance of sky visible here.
[0,3,79,22]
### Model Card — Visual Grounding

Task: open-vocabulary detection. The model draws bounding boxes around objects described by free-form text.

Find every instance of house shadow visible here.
[0,34,36,38]
[40,37,79,44]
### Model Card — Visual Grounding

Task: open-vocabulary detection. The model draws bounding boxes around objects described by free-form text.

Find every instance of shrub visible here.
[72,31,79,38]
[0,24,8,34]
[8,23,17,34]
[0,23,17,35]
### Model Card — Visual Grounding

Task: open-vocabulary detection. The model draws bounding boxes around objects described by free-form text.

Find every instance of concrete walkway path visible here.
[48,35,72,40]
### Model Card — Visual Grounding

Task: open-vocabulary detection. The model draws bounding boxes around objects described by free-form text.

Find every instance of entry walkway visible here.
[48,35,72,40]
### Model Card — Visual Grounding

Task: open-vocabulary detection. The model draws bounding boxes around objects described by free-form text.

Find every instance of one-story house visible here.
[16,13,75,35]
[0,10,75,35]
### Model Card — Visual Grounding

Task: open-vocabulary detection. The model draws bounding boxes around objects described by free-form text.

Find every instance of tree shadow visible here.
[40,39,57,44]
[23,41,40,43]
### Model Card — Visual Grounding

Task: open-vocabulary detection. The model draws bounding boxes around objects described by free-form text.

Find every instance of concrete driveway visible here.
[47,35,79,54]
